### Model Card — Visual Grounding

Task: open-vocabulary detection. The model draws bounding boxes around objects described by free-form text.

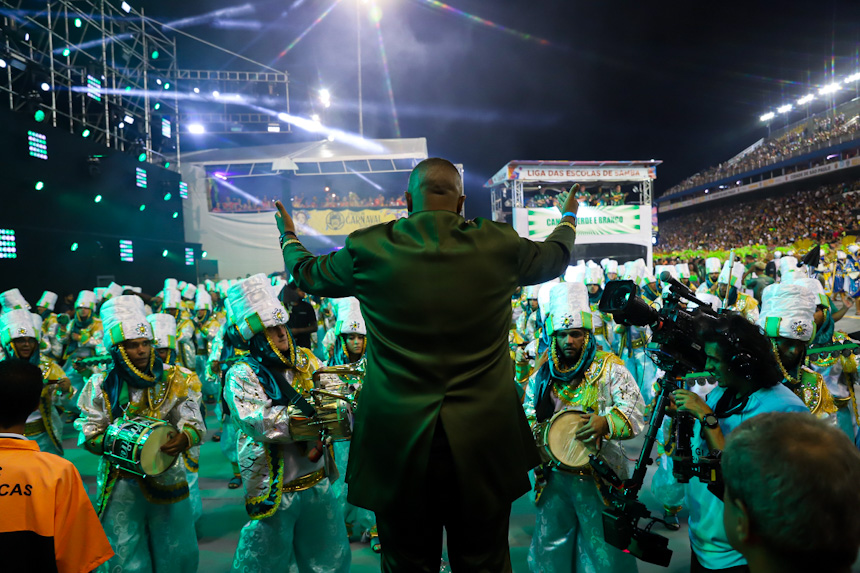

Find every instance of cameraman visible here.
[668,312,808,572]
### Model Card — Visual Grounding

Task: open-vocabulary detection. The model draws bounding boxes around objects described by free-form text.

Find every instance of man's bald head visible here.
[406,158,465,214]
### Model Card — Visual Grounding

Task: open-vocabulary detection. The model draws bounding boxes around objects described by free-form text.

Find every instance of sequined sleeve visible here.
[605,359,645,440]
[744,302,760,324]
[74,372,110,452]
[225,362,294,443]
[523,372,538,428]
[82,323,104,348]
[169,369,206,447]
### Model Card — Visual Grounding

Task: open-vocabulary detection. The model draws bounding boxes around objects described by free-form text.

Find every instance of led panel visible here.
[86,74,102,102]
[0,229,17,259]
[135,167,147,188]
[28,131,47,160]
[161,117,172,139]
[119,239,134,262]
[185,247,194,266]
[179,181,188,199]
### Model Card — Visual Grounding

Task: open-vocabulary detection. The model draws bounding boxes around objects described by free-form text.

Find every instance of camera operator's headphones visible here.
[724,330,755,380]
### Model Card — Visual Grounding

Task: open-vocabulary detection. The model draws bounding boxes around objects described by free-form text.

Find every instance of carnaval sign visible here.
[512,205,652,247]
[293,208,408,236]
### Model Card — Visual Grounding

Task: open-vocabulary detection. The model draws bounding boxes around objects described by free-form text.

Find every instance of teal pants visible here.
[98,479,199,573]
[231,481,350,573]
[528,470,638,573]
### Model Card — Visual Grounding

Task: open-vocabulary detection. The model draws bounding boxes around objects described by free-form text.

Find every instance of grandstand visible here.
[657,82,860,215]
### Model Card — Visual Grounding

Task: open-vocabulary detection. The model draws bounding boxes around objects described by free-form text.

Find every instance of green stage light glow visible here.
[74,18,82,28]
[138,152,147,162]
[94,194,102,203]
[172,211,179,218]
[139,204,146,211]
[163,192,171,201]
[70,242,79,251]
[34,181,44,190]
[154,103,161,110]
[162,249,168,257]
[82,129,91,137]
[202,251,208,258]
[34,109,46,122]
[151,50,159,59]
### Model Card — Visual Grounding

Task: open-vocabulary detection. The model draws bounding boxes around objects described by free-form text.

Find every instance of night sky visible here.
[150,0,860,218]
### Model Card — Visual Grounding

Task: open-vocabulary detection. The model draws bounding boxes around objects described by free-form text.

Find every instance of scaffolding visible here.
[0,0,291,167]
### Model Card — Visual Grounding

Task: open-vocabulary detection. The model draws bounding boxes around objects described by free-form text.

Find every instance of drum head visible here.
[139,425,178,476]
[546,410,591,468]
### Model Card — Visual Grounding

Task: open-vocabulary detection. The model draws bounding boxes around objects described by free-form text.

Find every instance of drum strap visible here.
[271,369,316,417]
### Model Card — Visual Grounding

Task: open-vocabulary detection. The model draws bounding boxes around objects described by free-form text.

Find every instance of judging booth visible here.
[485,160,661,267]
[180,138,428,278]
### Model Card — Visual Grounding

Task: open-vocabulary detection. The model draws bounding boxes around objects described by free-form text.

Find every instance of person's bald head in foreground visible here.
[405,158,465,215]
[722,412,860,573]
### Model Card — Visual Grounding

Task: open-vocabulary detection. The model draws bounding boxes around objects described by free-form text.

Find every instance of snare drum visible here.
[288,392,353,442]
[534,409,597,470]
[103,416,179,476]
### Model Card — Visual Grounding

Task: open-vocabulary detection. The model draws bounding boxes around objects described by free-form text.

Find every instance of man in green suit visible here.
[276,158,578,572]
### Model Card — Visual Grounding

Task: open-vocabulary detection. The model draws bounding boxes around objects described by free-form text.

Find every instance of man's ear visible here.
[731,495,752,545]
[405,191,412,213]
[457,194,466,215]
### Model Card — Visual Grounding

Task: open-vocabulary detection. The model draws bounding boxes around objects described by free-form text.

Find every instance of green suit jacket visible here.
[282,210,576,514]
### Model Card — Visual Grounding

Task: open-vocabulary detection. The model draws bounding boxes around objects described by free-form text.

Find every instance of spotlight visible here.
[151,50,159,59]
[311,113,320,123]
[139,204,146,211]
[40,82,50,92]
[74,18,82,28]
[34,109,46,122]
[164,82,170,90]
[267,123,281,133]
[164,192,172,200]
[82,129,91,137]
[118,122,125,129]
[121,2,132,13]
[172,211,179,218]
[70,242,79,251]
[212,90,220,97]
[324,186,330,192]
[327,134,335,141]
[0,59,6,69]
[156,79,162,85]
[62,48,70,57]
[319,88,331,108]
[760,112,775,122]
[123,115,134,124]
[162,249,168,257]
[94,194,102,203]
[154,103,161,110]
[34,181,44,190]
[193,87,200,94]
[202,251,207,258]
[188,123,205,134]
[777,104,792,114]
[138,152,147,162]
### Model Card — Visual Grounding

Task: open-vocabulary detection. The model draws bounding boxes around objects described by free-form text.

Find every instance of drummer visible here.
[0,309,70,457]
[223,274,350,572]
[326,297,379,551]
[76,295,203,573]
[148,311,205,526]
[523,281,644,573]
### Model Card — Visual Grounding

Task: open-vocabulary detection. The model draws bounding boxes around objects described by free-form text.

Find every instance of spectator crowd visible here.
[210,191,407,213]
[657,179,860,253]
[662,112,860,198]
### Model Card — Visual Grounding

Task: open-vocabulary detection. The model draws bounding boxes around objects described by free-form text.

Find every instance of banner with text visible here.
[513,205,652,247]
[500,165,656,184]
[293,208,408,236]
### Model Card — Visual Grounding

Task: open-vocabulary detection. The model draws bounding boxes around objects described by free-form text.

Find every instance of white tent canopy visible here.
[180,138,428,278]
[180,138,428,177]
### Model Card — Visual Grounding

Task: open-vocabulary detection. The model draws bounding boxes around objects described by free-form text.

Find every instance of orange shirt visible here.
[0,437,114,573]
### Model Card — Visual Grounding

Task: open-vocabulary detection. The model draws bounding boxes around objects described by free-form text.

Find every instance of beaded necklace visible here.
[770,340,799,385]
[550,333,591,375]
